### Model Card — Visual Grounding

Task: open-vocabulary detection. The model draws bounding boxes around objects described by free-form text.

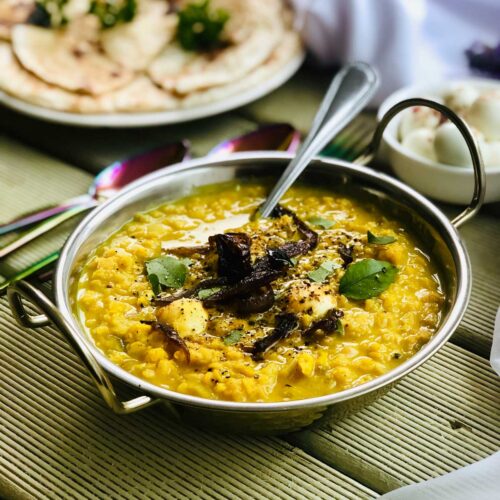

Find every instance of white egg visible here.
[401,128,437,162]
[444,85,479,114]
[398,106,442,141]
[434,122,472,167]
[480,140,500,167]
[465,90,500,141]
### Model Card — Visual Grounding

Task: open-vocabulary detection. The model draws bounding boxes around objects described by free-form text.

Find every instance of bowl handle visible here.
[7,279,160,414]
[355,97,486,228]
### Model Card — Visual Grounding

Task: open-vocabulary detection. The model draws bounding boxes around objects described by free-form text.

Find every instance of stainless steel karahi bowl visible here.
[8,100,486,434]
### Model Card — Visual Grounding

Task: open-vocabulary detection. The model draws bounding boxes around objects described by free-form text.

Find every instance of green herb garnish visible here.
[223,330,242,345]
[32,0,69,27]
[367,231,396,245]
[176,0,229,51]
[307,259,341,283]
[145,256,190,295]
[89,0,137,29]
[336,320,344,335]
[197,287,222,299]
[339,259,398,300]
[308,216,335,229]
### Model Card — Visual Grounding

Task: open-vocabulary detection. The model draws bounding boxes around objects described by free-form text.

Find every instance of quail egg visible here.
[402,128,437,162]
[465,91,500,141]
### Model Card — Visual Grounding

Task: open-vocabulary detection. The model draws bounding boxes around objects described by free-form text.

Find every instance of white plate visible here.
[0,50,305,128]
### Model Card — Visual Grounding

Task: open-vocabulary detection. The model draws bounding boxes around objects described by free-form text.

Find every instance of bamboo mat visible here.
[1,106,499,497]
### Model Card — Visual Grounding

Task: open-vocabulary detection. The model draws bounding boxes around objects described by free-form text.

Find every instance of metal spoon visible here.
[258,62,379,218]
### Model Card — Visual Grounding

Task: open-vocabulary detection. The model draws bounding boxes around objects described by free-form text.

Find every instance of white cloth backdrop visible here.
[291,0,500,104]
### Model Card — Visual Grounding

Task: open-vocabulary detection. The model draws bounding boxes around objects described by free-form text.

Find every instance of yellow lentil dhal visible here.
[77,183,444,403]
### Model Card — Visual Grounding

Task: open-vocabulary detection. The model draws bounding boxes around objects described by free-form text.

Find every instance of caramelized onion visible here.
[338,243,354,268]
[208,232,252,282]
[202,269,284,306]
[141,320,190,363]
[248,313,298,361]
[303,309,344,337]
[269,204,318,257]
[231,285,275,314]
[164,245,210,257]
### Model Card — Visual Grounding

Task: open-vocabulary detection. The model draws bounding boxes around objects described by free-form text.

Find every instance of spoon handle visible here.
[258,62,379,218]
[0,194,91,236]
[0,250,59,295]
[0,201,96,259]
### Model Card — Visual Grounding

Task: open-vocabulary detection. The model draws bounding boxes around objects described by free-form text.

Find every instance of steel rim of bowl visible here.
[54,152,471,412]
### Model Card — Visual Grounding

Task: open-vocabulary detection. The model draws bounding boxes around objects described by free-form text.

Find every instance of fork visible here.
[321,114,377,162]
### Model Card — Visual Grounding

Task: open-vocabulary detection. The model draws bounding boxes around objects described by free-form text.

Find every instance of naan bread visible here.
[0,42,177,112]
[12,15,134,95]
[0,0,303,114]
[101,0,177,71]
[180,30,302,108]
[0,40,79,109]
[148,0,285,95]
[76,76,178,113]
[0,0,34,40]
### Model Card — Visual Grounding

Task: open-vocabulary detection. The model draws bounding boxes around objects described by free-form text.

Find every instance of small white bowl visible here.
[378,78,500,204]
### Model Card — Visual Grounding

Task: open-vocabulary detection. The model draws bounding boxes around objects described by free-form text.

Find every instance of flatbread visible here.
[0,0,34,40]
[180,30,302,108]
[0,42,177,112]
[0,40,79,109]
[101,0,177,71]
[77,75,178,113]
[0,0,303,115]
[148,0,285,95]
[12,15,134,95]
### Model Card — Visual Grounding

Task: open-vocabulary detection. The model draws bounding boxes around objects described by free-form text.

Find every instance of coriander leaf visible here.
[307,259,341,283]
[367,231,396,245]
[321,260,342,272]
[339,259,397,300]
[197,287,222,299]
[336,320,344,335]
[290,257,299,266]
[223,330,242,345]
[148,273,161,296]
[146,255,189,294]
[90,0,136,29]
[308,216,335,229]
[177,0,229,51]
[307,267,329,283]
